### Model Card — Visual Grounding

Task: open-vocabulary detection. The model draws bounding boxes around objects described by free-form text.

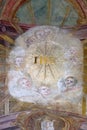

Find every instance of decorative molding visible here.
[60,6,70,27]
[27,0,36,24]
[0,0,28,33]
[47,0,51,25]
[66,0,87,25]
[16,109,87,130]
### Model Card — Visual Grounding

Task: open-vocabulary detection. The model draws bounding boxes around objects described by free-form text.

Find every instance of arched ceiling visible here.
[0,0,87,31]
[0,0,87,45]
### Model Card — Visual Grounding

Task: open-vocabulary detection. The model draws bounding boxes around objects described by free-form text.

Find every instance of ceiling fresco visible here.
[0,0,87,27]
[0,1,87,129]
[0,0,78,26]
[16,0,78,26]
[0,0,86,34]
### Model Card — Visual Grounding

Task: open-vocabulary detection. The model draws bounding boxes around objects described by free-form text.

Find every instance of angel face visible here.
[39,86,50,96]
[25,36,36,44]
[14,56,24,67]
[18,77,32,89]
[35,29,52,40]
[64,76,77,88]
[35,30,45,39]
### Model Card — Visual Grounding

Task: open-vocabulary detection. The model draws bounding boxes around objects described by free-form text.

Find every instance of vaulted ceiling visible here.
[0,0,87,34]
[0,0,87,125]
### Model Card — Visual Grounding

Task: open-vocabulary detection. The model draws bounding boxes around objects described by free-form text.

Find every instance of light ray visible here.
[36,65,43,77]
[44,64,46,80]
[48,64,55,79]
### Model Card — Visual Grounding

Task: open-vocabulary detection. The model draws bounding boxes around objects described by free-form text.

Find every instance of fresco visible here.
[0,0,87,129]
[7,26,83,114]
[16,0,78,26]
[0,0,78,26]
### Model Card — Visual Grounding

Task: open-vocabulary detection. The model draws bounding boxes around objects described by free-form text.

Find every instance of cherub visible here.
[57,76,77,93]
[14,56,24,67]
[17,77,32,89]
[38,86,51,98]
[64,76,77,88]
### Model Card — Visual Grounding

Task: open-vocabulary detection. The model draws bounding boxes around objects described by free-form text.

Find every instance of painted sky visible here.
[0,0,78,26]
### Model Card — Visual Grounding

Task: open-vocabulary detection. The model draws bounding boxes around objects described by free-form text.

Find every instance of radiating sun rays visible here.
[34,41,62,80]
